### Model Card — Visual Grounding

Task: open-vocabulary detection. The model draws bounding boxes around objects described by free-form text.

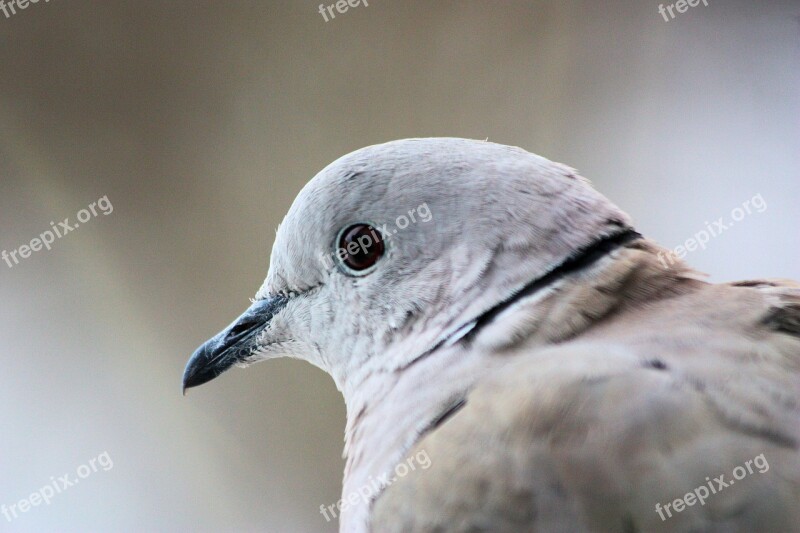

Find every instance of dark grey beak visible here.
[182,295,288,394]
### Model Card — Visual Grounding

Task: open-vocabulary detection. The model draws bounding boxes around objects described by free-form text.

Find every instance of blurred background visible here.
[0,1,798,531]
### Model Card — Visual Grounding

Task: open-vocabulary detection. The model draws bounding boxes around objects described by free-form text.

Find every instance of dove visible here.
[183,138,800,532]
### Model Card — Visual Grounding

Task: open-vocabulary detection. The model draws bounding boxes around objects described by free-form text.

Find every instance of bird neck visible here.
[338,340,506,532]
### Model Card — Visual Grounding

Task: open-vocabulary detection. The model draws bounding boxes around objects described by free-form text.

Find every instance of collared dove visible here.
[183,138,800,533]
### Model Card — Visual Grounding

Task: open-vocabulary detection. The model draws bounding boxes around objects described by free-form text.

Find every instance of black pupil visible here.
[339,224,384,271]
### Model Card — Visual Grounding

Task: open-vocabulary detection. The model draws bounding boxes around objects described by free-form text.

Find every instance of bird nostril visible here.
[227,320,256,341]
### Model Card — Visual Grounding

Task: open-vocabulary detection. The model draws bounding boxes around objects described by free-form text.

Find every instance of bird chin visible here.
[244,340,309,365]
[239,346,274,366]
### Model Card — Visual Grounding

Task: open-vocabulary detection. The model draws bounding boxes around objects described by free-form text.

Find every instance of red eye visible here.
[337,224,385,273]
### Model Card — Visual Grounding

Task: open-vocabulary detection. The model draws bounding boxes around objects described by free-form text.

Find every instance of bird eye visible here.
[336,224,385,274]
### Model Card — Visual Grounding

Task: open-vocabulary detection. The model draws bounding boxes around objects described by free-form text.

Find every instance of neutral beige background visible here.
[1,1,798,531]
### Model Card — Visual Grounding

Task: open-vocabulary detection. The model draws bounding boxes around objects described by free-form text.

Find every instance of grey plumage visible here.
[184,138,800,532]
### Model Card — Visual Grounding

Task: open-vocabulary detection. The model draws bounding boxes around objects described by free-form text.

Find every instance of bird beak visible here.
[182,295,288,394]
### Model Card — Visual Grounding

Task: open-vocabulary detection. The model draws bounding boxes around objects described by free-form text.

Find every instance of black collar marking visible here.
[397,228,642,372]
[462,228,643,343]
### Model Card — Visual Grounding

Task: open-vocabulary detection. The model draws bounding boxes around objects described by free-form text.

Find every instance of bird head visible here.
[182,138,632,394]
